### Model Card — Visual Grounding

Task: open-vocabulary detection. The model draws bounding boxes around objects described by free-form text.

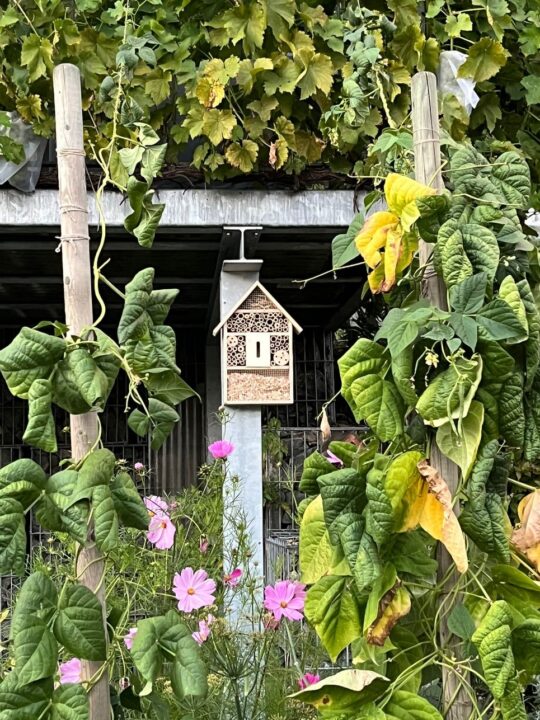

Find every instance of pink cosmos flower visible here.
[173,568,217,613]
[298,673,320,689]
[144,495,169,517]
[208,440,234,459]
[264,580,306,622]
[326,450,343,467]
[199,536,209,554]
[123,627,137,650]
[134,462,144,472]
[223,568,242,587]
[192,614,216,646]
[59,658,82,684]
[147,513,176,550]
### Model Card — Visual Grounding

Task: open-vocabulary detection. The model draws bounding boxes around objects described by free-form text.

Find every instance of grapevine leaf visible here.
[458,38,509,82]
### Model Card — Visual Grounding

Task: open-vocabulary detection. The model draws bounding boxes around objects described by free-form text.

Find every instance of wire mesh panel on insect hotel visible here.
[213,282,302,405]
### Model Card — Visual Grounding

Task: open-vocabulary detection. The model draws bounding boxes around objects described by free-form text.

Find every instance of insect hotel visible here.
[213,282,302,405]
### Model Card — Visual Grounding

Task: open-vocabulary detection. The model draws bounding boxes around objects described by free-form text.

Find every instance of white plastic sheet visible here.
[0,112,47,192]
[437,50,480,116]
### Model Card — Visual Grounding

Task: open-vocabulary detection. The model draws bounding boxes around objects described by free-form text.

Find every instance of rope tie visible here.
[54,234,90,253]
[56,148,87,157]
[59,204,88,215]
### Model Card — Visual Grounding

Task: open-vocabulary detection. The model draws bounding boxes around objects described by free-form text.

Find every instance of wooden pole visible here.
[53,64,110,719]
[411,71,471,720]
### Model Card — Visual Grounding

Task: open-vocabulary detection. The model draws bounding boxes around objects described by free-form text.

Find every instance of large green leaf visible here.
[0,498,26,576]
[93,485,119,553]
[0,674,52,719]
[0,459,46,509]
[125,325,180,375]
[132,610,206,700]
[23,379,57,452]
[318,468,367,546]
[511,619,540,680]
[289,669,388,714]
[449,273,487,314]
[305,575,363,661]
[435,220,499,289]
[518,279,540,390]
[51,684,89,720]
[436,400,484,478]
[0,327,65,399]
[354,533,381,594]
[459,440,510,561]
[128,399,180,450]
[65,348,109,409]
[350,375,404,441]
[491,151,531,207]
[338,339,388,410]
[13,615,57,685]
[384,690,443,720]
[145,370,197,406]
[476,299,528,342]
[300,495,337,584]
[11,572,58,640]
[37,470,88,543]
[76,449,116,494]
[524,388,540,461]
[299,452,336,495]
[54,585,107,661]
[365,465,394,546]
[416,355,482,427]
[117,268,154,345]
[391,347,417,406]
[332,213,363,269]
[390,530,438,578]
[111,472,149,530]
[499,373,525,451]
[472,600,515,699]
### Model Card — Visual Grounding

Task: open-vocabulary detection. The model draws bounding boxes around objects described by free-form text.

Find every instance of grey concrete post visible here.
[219,260,265,626]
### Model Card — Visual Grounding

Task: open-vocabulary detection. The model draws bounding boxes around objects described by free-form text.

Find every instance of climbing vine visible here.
[296,147,540,717]
[0,0,540,197]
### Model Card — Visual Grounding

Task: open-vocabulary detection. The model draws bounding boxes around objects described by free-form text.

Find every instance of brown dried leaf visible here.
[367,586,411,646]
[320,408,332,443]
[512,490,540,551]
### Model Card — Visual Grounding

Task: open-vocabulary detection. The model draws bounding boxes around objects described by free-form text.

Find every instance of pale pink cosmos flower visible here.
[59,658,82,684]
[192,614,216,646]
[147,513,176,550]
[173,568,217,613]
[264,580,306,622]
[199,536,209,554]
[144,495,169,517]
[208,440,234,459]
[223,568,242,587]
[123,627,137,650]
[326,450,343,467]
[298,673,320,689]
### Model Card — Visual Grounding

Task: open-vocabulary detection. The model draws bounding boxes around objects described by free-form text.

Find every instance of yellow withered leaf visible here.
[385,173,437,231]
[355,211,399,269]
[367,586,411,646]
[511,490,540,570]
[397,460,468,574]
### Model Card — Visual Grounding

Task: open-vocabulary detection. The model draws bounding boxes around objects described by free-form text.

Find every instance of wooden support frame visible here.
[412,71,472,720]
[53,64,110,719]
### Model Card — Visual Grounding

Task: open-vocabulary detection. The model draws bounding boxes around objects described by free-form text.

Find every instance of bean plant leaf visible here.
[318,468,367,546]
[299,452,336,495]
[490,151,531,207]
[299,496,349,584]
[118,268,154,345]
[11,572,58,639]
[13,615,57,685]
[51,684,89,720]
[0,498,26,576]
[476,299,528,342]
[76,449,116,494]
[66,348,109,408]
[0,459,46,509]
[128,399,180,450]
[54,584,107,661]
[384,690,443,720]
[0,328,66,399]
[93,485,119,553]
[472,600,515,699]
[111,472,149,530]
[332,213,363,269]
[338,339,388,410]
[436,400,484,479]
[350,374,404,441]
[0,674,52,719]
[416,355,482,427]
[435,221,499,289]
[22,379,57,452]
[305,576,363,661]
[512,619,540,680]
[289,669,388,712]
